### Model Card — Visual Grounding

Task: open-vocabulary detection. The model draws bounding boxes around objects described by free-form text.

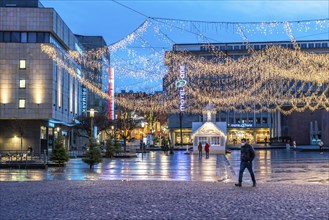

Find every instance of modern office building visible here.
[165,40,329,146]
[0,0,109,154]
[75,35,110,115]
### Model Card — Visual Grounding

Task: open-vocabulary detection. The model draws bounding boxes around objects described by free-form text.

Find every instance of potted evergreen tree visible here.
[50,135,69,166]
[105,138,120,158]
[83,138,102,169]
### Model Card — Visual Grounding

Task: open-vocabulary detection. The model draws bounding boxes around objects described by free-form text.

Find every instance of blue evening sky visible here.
[40,0,329,92]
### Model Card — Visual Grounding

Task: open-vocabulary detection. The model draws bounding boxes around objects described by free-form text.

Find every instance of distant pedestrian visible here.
[319,140,324,154]
[235,138,256,187]
[198,142,202,158]
[27,146,33,156]
[169,145,174,154]
[205,142,210,158]
[293,141,296,150]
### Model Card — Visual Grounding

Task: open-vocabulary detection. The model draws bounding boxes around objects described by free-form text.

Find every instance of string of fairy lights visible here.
[41,17,329,114]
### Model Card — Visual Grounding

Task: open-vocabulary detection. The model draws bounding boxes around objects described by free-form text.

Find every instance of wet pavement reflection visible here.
[226,149,329,184]
[0,150,328,184]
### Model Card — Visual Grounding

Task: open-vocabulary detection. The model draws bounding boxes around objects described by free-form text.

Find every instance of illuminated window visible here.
[211,137,220,145]
[40,126,47,139]
[19,99,26,108]
[19,80,26,88]
[198,137,207,145]
[19,59,26,69]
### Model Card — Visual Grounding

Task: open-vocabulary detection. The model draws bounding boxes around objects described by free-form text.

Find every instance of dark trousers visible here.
[198,150,202,158]
[238,161,256,184]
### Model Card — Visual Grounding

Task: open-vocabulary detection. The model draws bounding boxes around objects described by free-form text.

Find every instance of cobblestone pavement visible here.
[0,180,328,220]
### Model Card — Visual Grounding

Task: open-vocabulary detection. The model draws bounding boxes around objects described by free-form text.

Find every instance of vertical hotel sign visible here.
[175,65,187,111]
[82,86,88,113]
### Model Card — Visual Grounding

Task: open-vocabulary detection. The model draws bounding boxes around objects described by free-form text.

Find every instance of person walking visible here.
[319,140,324,154]
[205,142,210,158]
[235,138,256,187]
[198,142,203,158]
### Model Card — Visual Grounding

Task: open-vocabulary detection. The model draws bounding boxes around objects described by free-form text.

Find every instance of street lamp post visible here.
[14,135,23,161]
[111,125,114,139]
[141,122,145,160]
[20,136,23,161]
[88,108,97,146]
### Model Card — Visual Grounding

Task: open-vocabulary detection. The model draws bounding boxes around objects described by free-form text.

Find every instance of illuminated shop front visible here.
[227,124,270,145]
[173,129,193,146]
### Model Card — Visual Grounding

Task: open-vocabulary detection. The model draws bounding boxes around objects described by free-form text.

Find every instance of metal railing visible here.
[0,150,44,163]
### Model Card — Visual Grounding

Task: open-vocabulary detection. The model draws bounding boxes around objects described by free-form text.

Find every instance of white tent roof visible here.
[191,122,227,138]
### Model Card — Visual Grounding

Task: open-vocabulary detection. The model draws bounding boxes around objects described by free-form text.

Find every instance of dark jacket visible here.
[240,144,255,162]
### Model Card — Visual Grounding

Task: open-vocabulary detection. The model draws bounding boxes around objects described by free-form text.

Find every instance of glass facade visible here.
[0,31,50,43]
[227,128,270,145]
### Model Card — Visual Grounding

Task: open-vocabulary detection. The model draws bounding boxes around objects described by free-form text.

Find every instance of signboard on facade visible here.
[176,65,187,112]
[228,123,253,128]
[82,86,87,113]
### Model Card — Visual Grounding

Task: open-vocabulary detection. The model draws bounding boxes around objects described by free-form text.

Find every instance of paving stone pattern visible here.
[0,180,328,220]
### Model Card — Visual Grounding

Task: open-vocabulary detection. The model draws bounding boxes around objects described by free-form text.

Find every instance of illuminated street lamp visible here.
[111,125,115,139]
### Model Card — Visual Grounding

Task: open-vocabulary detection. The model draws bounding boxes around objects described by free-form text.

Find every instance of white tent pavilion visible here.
[191,121,227,154]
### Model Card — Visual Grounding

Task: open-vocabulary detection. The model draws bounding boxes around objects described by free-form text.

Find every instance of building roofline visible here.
[173,39,329,47]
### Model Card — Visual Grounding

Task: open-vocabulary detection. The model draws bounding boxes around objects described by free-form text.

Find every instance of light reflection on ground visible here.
[226,149,329,184]
[0,150,328,184]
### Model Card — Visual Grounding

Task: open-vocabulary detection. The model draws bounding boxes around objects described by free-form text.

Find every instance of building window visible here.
[198,137,207,145]
[40,126,47,139]
[19,80,26,88]
[287,44,294,49]
[27,32,36,43]
[211,137,220,145]
[19,99,26,109]
[322,43,328,48]
[12,32,20,42]
[21,32,27,43]
[19,59,26,69]
[308,43,314,48]
[4,32,11,42]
